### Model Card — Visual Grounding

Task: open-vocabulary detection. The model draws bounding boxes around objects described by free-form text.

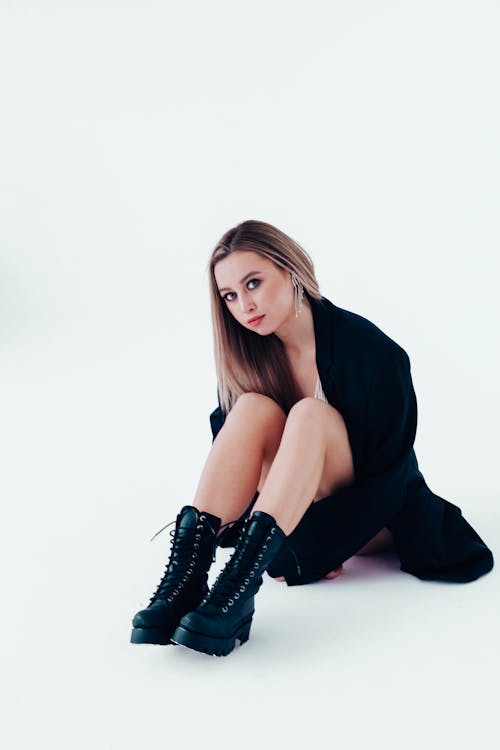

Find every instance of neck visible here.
[273,296,315,359]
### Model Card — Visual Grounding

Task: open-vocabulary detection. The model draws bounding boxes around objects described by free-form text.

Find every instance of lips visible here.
[248,315,265,324]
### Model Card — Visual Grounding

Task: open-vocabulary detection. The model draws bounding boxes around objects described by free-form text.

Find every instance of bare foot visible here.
[269,565,343,583]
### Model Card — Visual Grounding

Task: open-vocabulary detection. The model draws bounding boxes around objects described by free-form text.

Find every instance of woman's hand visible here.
[323,565,343,579]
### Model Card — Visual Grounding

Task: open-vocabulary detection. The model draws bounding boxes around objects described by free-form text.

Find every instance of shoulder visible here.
[329,300,410,364]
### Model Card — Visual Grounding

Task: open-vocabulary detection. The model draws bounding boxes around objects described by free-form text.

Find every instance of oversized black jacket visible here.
[209,292,494,583]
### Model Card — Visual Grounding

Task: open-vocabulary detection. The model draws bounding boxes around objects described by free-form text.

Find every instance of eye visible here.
[222,278,260,302]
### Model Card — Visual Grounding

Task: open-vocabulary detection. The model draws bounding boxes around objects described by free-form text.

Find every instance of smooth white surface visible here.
[1,2,498,749]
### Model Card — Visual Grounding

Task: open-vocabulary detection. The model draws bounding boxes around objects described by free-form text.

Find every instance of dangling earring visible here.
[290,272,304,318]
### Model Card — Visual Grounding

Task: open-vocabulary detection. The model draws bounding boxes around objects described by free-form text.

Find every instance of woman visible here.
[130,219,494,656]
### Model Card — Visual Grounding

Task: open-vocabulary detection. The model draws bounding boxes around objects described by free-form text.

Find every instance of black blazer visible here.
[209,292,494,583]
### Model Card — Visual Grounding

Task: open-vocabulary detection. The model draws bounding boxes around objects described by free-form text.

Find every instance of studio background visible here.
[1,1,498,749]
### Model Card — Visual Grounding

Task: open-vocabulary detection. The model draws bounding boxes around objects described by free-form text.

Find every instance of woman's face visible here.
[214,250,294,335]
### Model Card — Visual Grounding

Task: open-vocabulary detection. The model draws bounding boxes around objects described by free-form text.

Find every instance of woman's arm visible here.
[361,345,418,481]
[209,389,227,443]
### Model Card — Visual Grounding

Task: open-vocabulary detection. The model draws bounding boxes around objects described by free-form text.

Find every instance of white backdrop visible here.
[1,1,498,749]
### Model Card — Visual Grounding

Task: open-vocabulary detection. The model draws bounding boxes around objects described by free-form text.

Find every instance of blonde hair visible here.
[206,219,324,415]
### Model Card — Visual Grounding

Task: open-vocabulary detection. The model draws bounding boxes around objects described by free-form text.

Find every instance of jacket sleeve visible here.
[363,346,494,584]
[361,345,418,481]
[209,390,227,443]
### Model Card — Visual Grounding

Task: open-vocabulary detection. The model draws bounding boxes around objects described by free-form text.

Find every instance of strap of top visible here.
[314,376,328,403]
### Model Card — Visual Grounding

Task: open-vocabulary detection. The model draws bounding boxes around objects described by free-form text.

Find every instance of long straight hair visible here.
[207,220,324,416]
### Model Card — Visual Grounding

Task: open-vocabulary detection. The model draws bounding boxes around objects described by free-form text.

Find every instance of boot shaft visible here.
[200,510,286,612]
[150,505,222,604]
[171,511,288,655]
[169,505,221,572]
[229,510,286,589]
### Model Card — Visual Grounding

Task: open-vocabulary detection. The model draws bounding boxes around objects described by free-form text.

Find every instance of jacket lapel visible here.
[308,292,337,399]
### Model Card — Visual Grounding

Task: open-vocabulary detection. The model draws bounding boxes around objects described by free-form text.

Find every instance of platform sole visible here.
[130,626,175,645]
[171,615,253,656]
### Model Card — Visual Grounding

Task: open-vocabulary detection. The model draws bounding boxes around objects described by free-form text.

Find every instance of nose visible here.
[238,290,255,313]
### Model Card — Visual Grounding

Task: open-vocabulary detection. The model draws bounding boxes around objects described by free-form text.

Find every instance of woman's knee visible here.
[286,398,355,500]
[232,392,287,427]
[227,395,286,494]
[286,397,346,435]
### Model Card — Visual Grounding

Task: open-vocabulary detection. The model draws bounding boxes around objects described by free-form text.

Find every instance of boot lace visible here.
[201,520,302,613]
[147,514,234,605]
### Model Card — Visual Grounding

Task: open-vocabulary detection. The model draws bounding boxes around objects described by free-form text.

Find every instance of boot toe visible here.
[132,600,172,628]
[177,607,223,637]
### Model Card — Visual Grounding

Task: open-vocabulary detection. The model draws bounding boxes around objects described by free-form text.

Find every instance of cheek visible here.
[266,288,287,314]
[262,285,278,306]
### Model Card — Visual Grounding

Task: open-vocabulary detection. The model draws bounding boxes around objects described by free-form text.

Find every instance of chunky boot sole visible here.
[171,614,253,656]
[130,626,176,645]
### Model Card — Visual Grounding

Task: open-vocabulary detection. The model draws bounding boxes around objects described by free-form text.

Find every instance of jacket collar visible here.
[307,291,337,395]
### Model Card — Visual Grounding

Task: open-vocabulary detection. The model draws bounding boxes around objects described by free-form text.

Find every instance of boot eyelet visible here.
[228,599,233,605]
[240,586,245,592]
[167,596,173,602]
[244,578,250,584]
[253,562,259,568]
[194,543,199,549]
[234,593,240,599]
[271,528,276,534]
[200,515,206,520]
[258,554,263,560]
[222,606,228,613]
[262,545,268,550]
[250,571,255,577]
[266,536,272,542]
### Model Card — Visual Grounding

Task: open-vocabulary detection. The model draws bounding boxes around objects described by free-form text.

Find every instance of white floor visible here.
[4,454,498,750]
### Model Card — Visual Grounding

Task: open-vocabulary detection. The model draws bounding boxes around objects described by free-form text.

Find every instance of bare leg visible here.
[251,399,353,536]
[251,398,356,582]
[192,393,286,533]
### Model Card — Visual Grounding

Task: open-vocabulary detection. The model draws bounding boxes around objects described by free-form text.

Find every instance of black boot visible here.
[130,505,222,645]
[171,511,288,656]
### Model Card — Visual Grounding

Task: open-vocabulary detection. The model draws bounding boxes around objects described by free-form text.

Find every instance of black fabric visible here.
[210,292,494,586]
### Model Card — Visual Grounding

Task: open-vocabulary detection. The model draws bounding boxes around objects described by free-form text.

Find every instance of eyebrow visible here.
[218,271,262,293]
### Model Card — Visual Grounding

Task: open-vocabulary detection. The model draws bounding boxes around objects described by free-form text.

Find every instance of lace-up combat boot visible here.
[171,510,288,656]
[130,505,222,645]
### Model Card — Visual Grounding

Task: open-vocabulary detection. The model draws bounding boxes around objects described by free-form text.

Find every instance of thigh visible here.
[257,398,356,498]
[230,394,287,494]
[312,400,356,501]
[356,526,395,555]
[251,399,287,492]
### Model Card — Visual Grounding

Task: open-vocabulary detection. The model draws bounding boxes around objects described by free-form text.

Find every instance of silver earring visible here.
[290,272,304,318]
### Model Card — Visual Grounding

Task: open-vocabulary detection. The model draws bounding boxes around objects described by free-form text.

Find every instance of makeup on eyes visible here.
[222,278,260,301]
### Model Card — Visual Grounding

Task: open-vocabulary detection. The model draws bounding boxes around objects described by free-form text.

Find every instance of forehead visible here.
[214,250,275,284]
